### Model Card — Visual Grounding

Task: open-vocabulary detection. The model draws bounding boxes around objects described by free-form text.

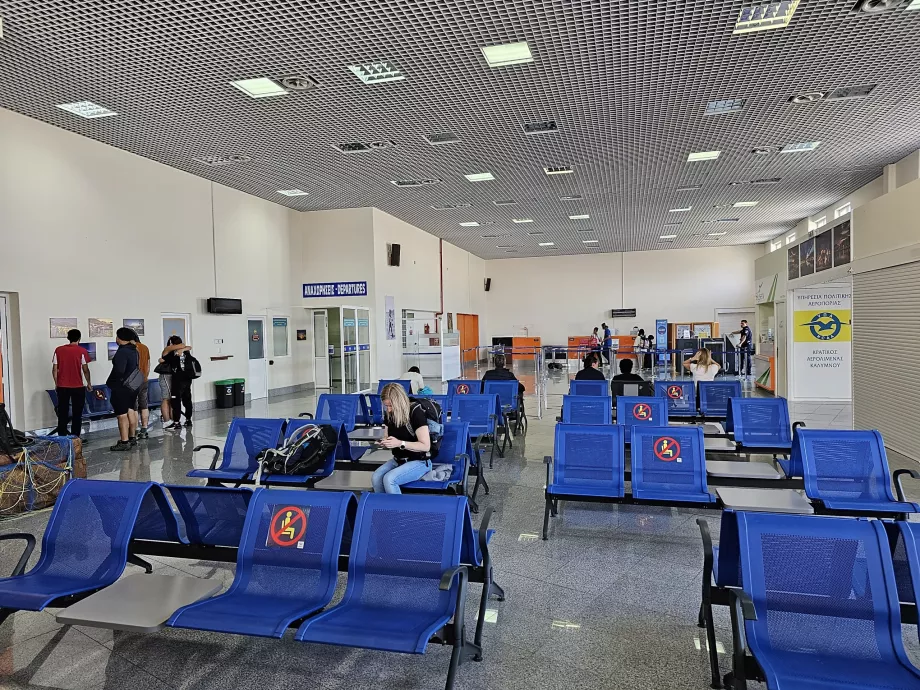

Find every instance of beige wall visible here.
[853,177,920,265]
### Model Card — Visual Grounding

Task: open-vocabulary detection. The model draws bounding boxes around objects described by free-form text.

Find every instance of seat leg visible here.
[490,580,505,601]
[473,573,490,654]
[697,601,705,628]
[445,633,464,690]
[128,554,153,574]
[704,603,722,689]
[551,499,558,517]
[542,498,551,540]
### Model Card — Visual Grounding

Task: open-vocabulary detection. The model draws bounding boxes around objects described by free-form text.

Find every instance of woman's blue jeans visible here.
[371,458,431,494]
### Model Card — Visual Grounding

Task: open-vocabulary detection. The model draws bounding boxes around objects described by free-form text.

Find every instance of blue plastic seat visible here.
[188,418,285,482]
[146,379,162,408]
[446,379,479,397]
[615,396,667,428]
[165,485,253,546]
[295,493,468,654]
[0,479,154,611]
[378,379,411,395]
[698,380,741,418]
[313,394,360,433]
[733,512,920,689]
[483,380,519,414]
[630,426,713,503]
[403,422,471,492]
[561,395,611,425]
[547,424,625,498]
[131,483,187,543]
[168,489,356,638]
[357,394,383,426]
[450,394,501,462]
[569,380,608,397]
[796,429,920,515]
[726,397,791,449]
[654,380,696,418]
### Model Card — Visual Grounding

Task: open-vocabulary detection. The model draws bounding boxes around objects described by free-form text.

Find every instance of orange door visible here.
[458,314,479,362]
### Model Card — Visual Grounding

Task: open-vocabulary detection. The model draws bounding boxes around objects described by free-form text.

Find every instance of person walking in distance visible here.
[732,319,753,378]
[601,323,613,367]
[130,333,151,439]
[51,329,92,440]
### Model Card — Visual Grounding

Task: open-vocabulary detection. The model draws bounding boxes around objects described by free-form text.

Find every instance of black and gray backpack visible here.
[256,424,337,479]
[407,397,443,453]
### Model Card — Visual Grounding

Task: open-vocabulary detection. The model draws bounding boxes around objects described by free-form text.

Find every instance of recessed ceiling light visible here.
[276,75,319,91]
[670,206,692,212]
[660,234,678,239]
[824,84,877,101]
[277,189,309,196]
[544,166,574,175]
[539,242,555,247]
[733,201,759,207]
[459,222,480,227]
[788,92,825,104]
[908,0,920,10]
[733,0,800,34]
[390,178,441,187]
[751,178,782,185]
[230,77,288,98]
[664,222,682,227]
[751,146,781,155]
[465,172,495,182]
[512,218,534,223]
[676,185,702,192]
[712,203,734,209]
[704,99,745,115]
[333,142,372,153]
[481,234,499,238]
[348,62,405,84]
[56,100,117,119]
[431,202,471,210]
[559,195,583,201]
[193,154,251,167]
[576,228,596,233]
[718,218,740,223]
[569,214,590,220]
[522,121,558,135]
[582,240,599,244]
[481,41,534,67]
[424,132,460,145]
[781,141,821,153]
[494,199,517,206]
[855,0,902,13]
[496,245,515,248]
[687,150,721,162]
[528,231,545,236]
[708,231,728,236]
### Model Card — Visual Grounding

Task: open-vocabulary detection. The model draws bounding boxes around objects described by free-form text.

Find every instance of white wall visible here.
[484,245,762,344]
[0,107,312,429]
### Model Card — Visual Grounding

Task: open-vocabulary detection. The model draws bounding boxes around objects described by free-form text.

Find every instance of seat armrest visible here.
[193,444,222,471]
[894,469,920,503]
[792,421,806,432]
[544,455,553,487]
[298,412,315,419]
[439,565,470,591]
[697,518,714,569]
[0,533,36,577]
[726,587,757,620]
[478,506,494,560]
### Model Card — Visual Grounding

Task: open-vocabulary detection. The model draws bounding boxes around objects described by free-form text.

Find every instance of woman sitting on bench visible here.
[373,383,437,494]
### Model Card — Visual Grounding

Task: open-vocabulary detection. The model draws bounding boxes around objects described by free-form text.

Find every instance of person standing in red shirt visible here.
[51,329,92,438]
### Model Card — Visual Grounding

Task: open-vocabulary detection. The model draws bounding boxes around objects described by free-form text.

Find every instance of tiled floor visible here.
[0,362,916,689]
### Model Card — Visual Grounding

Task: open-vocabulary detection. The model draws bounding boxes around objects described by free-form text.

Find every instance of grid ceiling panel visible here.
[1,0,919,258]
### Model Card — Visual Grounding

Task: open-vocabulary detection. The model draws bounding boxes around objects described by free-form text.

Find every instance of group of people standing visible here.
[588,325,656,372]
[51,329,197,450]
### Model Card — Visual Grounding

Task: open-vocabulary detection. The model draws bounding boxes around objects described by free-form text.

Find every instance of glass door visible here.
[327,307,342,393]
[312,309,330,388]
[343,308,358,394]
[247,317,268,400]
[357,309,371,392]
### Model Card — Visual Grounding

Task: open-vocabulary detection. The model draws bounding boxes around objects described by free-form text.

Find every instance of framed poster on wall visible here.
[800,238,815,277]
[815,231,832,272]
[787,246,799,280]
[833,220,851,267]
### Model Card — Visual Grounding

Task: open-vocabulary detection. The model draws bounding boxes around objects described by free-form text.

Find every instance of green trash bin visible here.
[214,380,234,409]
[231,378,246,406]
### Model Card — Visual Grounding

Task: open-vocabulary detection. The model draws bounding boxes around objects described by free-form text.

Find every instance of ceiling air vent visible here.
[431,202,471,210]
[825,84,877,101]
[544,165,573,175]
[559,195,583,201]
[277,75,319,91]
[750,177,782,185]
[391,178,441,188]
[854,0,903,12]
[425,132,460,145]
[333,141,395,153]
[193,154,251,166]
[522,120,558,135]
[788,92,825,104]
[751,146,781,155]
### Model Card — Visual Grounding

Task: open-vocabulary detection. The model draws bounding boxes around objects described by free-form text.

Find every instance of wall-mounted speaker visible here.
[388,243,401,266]
[484,278,491,292]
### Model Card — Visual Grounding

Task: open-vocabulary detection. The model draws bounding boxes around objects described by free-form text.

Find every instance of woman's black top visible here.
[385,404,437,462]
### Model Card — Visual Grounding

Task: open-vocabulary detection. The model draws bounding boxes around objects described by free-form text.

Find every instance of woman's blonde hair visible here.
[695,348,714,368]
[381,383,411,428]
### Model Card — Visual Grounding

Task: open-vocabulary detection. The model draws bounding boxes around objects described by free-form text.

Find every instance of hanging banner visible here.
[385,295,396,341]
[792,284,851,400]
[655,319,668,364]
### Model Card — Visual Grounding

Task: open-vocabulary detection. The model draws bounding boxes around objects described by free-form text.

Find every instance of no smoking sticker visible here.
[267,505,310,548]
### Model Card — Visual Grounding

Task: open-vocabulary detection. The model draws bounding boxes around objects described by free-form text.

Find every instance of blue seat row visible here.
[561,395,670,428]
[567,379,742,420]
[697,511,920,690]
[0,480,501,690]
[46,380,164,426]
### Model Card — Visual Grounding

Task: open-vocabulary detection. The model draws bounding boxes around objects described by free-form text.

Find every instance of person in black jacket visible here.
[575,353,606,381]
[160,336,194,429]
[612,358,644,382]
[481,353,525,395]
[108,328,140,451]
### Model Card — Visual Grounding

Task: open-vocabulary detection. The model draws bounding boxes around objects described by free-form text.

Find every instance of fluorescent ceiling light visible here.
[660,234,678,239]
[708,232,727,236]
[669,206,692,212]
[704,99,745,115]
[496,245,515,248]
[781,141,820,153]
[348,62,405,84]
[733,201,759,207]
[539,242,555,246]
[560,195,583,201]
[908,0,920,10]
[464,172,495,182]
[277,189,309,196]
[230,77,287,98]
[676,185,702,191]
[582,239,599,244]
[733,0,800,34]
[569,214,590,220]
[56,100,117,119]
[511,218,534,223]
[459,222,480,227]
[664,222,682,227]
[481,41,533,67]
[687,150,721,162]
[544,166,573,175]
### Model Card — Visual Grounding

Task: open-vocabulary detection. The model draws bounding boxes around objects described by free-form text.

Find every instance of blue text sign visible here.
[302,282,368,298]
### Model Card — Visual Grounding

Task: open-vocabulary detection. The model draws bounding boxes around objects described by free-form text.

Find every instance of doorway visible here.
[247,316,268,401]
[457,313,480,363]
[312,309,330,389]
[0,295,13,422]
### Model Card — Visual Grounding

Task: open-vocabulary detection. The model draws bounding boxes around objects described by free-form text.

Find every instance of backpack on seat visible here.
[258,424,337,476]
